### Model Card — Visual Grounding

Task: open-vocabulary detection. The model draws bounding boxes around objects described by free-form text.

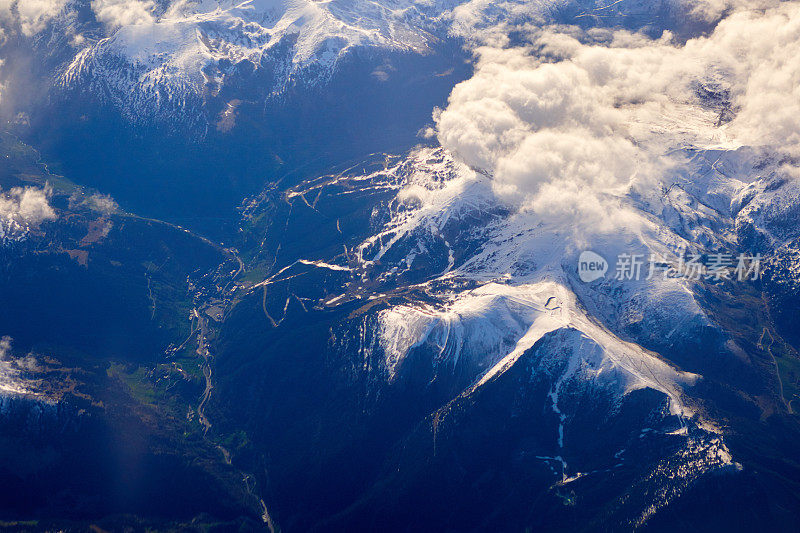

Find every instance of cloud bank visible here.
[435,0,800,231]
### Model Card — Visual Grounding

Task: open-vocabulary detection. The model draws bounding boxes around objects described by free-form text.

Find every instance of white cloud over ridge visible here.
[90,0,155,30]
[434,0,800,232]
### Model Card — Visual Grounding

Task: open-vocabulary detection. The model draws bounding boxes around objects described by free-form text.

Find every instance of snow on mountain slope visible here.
[734,171,800,250]
[51,0,708,131]
[278,139,751,521]
[58,0,444,128]
[334,7,800,505]
[303,120,782,499]
[353,0,800,383]
[378,280,699,415]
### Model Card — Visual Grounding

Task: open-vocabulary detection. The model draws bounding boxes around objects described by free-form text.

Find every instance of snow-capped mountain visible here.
[37,0,702,132]
[56,0,452,130]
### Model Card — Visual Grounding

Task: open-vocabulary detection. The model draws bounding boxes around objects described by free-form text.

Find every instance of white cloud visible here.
[0,0,68,36]
[435,33,690,231]
[434,1,800,233]
[68,191,119,214]
[91,0,155,30]
[86,193,118,214]
[701,3,800,158]
[0,185,56,226]
[681,0,780,22]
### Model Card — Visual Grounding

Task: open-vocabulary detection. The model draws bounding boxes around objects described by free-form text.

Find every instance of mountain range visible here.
[0,0,799,530]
